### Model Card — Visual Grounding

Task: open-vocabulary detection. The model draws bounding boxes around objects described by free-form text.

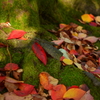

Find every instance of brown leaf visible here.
[4,92,33,100]
[4,81,19,92]
[0,94,4,100]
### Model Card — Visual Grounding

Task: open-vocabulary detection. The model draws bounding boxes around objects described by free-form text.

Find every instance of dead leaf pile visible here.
[47,23,100,79]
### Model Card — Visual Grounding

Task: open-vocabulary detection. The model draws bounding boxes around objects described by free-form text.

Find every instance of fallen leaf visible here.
[4,92,33,100]
[32,42,47,65]
[0,76,6,82]
[62,58,73,65]
[69,50,78,55]
[81,14,94,23]
[4,81,19,92]
[5,76,24,83]
[79,84,89,92]
[89,22,98,27]
[14,83,37,96]
[52,40,64,46]
[4,63,19,71]
[0,94,4,100]
[59,49,70,59]
[7,30,27,40]
[63,88,86,100]
[80,90,94,100]
[50,84,66,100]
[39,72,58,90]
[84,36,99,43]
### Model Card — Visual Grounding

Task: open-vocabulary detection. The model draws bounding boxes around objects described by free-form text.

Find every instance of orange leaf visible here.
[63,88,86,100]
[50,84,67,100]
[39,72,58,90]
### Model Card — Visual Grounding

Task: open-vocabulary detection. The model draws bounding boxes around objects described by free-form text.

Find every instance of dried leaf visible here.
[79,84,89,91]
[63,88,86,100]
[80,90,94,100]
[50,84,66,100]
[4,81,18,92]
[74,63,83,70]
[0,94,4,100]
[78,33,87,39]
[4,92,33,100]
[95,16,100,25]
[84,36,99,43]
[32,42,47,65]
[52,40,64,46]
[5,76,24,83]
[7,30,27,40]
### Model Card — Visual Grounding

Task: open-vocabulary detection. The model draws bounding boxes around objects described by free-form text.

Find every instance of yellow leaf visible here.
[63,88,86,100]
[62,59,73,65]
[81,14,94,23]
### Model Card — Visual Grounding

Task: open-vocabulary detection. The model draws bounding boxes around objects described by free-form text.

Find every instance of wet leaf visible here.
[50,84,66,100]
[32,42,47,65]
[7,30,27,40]
[63,88,86,100]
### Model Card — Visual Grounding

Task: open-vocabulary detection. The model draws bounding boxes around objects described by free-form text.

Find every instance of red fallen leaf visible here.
[68,85,79,90]
[0,76,6,82]
[4,63,19,71]
[89,22,98,27]
[7,30,27,40]
[69,50,78,55]
[32,42,47,65]
[14,83,37,96]
[50,84,67,100]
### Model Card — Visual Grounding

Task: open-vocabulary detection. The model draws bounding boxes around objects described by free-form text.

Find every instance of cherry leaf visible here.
[7,30,27,40]
[32,42,47,65]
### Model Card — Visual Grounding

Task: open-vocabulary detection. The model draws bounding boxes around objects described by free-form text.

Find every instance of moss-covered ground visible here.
[0,0,100,99]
